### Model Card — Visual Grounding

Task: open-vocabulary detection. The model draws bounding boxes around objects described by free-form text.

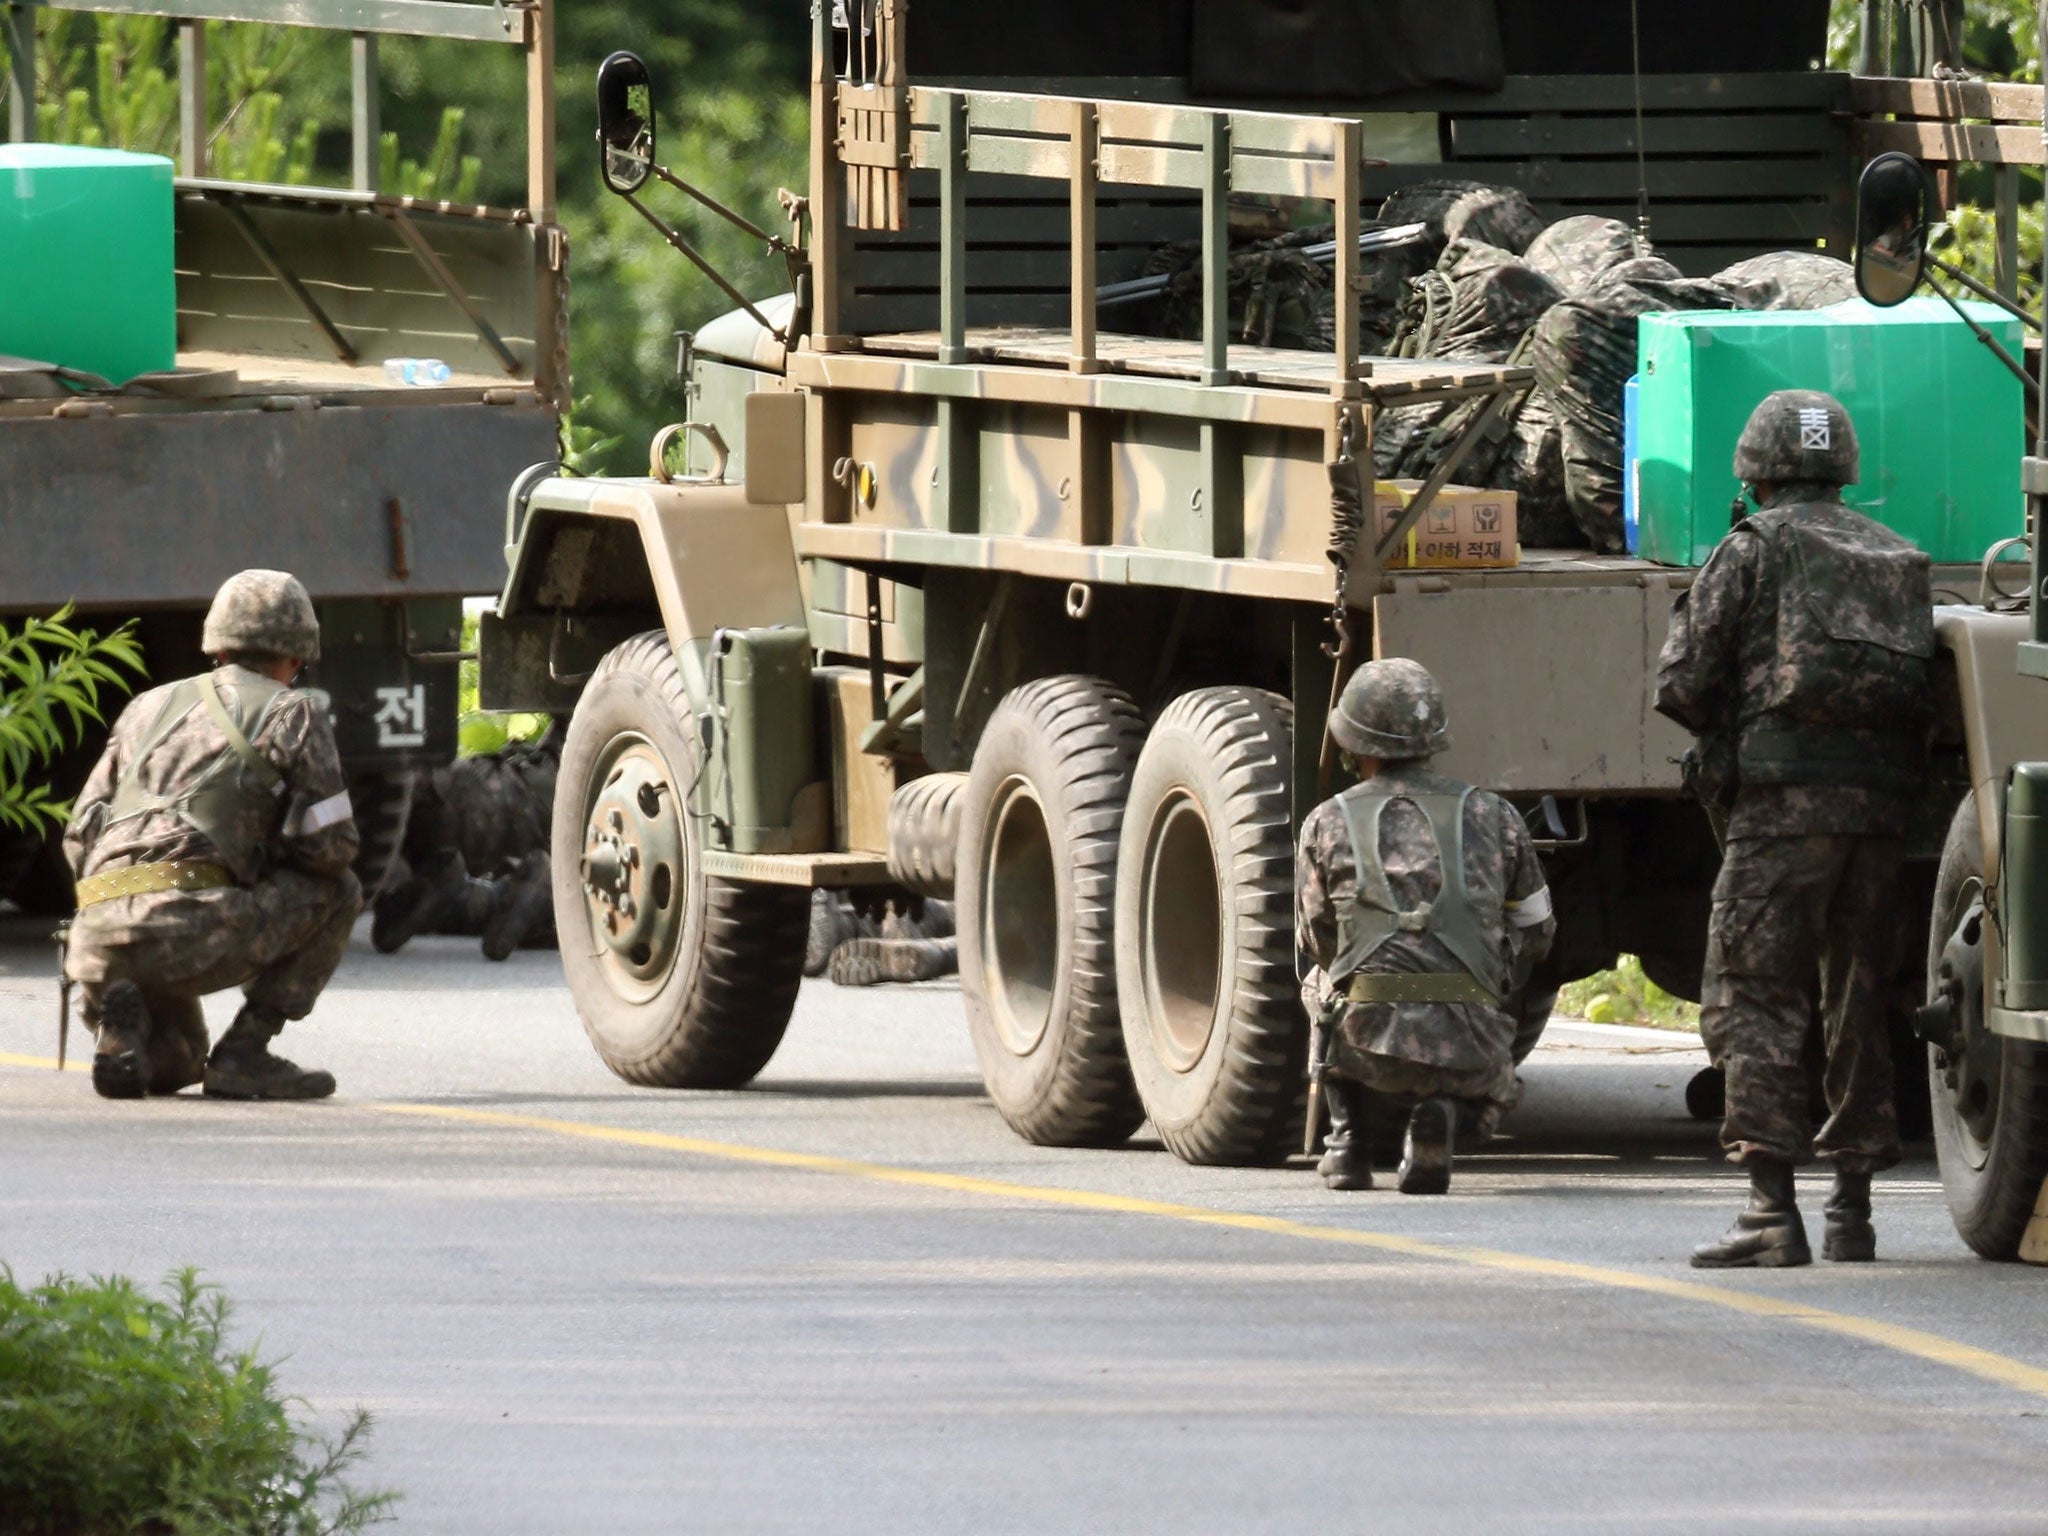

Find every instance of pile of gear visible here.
[806,892,958,988]
[372,724,562,961]
[1137,180,1857,554]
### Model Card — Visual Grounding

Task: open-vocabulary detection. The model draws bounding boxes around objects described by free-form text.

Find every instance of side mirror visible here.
[1855,151,1933,307]
[596,51,656,197]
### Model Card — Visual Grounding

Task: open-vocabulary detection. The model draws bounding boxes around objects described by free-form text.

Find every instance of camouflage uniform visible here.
[1298,659,1556,1194]
[64,571,360,1097]
[1298,763,1555,1138]
[1656,395,1934,1179]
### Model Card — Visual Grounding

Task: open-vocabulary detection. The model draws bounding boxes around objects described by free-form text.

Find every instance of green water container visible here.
[0,144,176,383]
[1635,297,2024,566]
[710,625,819,854]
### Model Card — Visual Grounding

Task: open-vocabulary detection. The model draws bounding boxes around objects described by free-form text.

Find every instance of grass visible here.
[0,1268,395,1536]
[1556,955,1701,1032]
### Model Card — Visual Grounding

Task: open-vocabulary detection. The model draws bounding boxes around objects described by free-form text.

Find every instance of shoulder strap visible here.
[106,680,204,822]
[198,671,284,794]
[1329,784,1503,1002]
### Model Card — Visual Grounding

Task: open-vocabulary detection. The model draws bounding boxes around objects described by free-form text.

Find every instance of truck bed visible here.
[0,182,560,610]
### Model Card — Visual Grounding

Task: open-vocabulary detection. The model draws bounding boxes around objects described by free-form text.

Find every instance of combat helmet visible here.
[1732,389,1859,489]
[202,569,321,663]
[1329,657,1450,761]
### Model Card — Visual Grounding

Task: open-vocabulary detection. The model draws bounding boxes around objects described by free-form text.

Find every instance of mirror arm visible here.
[620,192,789,343]
[1926,251,2042,333]
[1925,273,2041,403]
[649,163,791,254]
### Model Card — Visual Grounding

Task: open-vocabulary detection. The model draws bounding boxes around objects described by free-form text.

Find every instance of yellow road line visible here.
[373,1100,2048,1404]
[8,1045,2045,1403]
[0,1050,87,1074]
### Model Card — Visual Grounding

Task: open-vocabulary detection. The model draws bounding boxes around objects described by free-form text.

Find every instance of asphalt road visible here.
[5,915,2048,1534]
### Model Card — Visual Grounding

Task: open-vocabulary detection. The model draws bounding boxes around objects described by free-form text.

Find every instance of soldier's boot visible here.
[371,849,471,954]
[482,852,553,962]
[805,892,866,978]
[91,981,151,1101]
[830,936,958,987]
[146,1006,211,1096]
[1691,1160,1812,1269]
[1396,1097,1456,1195]
[1317,1079,1374,1191]
[1822,1169,1877,1263]
[203,1004,336,1101]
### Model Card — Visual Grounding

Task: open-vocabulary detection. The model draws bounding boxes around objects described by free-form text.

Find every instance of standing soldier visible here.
[64,570,361,1101]
[1657,390,1935,1268]
[1299,658,1556,1193]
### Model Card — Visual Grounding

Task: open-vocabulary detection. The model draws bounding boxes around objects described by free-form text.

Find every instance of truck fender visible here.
[1933,605,2048,887]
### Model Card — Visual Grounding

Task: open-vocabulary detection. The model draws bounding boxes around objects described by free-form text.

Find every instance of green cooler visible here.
[1,144,177,383]
[1635,297,2024,566]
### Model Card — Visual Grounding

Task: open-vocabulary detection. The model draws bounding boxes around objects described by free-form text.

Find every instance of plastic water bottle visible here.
[382,357,452,387]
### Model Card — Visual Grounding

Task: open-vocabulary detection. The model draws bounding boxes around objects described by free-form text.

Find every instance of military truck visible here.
[0,0,563,906]
[1845,6,2048,1261]
[486,2,2048,1201]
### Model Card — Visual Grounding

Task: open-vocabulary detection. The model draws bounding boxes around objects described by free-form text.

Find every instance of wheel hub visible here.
[581,741,685,992]
[1141,792,1223,1072]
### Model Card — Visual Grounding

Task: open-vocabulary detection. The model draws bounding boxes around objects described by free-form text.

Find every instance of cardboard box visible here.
[1373,481,1519,569]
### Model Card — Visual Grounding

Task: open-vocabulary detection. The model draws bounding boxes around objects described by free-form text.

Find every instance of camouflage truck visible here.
[486,2,2048,1199]
[0,0,564,908]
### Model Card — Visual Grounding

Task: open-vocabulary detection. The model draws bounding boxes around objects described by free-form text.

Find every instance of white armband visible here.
[1506,884,1553,928]
[294,789,355,836]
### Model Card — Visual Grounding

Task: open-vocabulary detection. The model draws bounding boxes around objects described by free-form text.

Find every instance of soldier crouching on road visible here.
[1298,658,1556,1193]
[1656,390,1934,1268]
[64,570,360,1102]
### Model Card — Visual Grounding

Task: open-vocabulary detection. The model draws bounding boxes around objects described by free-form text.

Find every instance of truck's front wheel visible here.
[958,676,1147,1146]
[1927,792,2048,1258]
[1115,686,1303,1165]
[552,632,808,1088]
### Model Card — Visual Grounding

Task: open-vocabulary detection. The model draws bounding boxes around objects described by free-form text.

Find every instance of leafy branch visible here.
[0,606,146,834]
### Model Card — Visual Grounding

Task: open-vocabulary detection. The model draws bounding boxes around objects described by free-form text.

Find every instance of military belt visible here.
[75,860,234,909]
[1344,972,1497,1006]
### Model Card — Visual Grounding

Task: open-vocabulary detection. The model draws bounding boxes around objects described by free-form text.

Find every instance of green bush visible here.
[1557,955,1701,1031]
[0,1268,395,1536]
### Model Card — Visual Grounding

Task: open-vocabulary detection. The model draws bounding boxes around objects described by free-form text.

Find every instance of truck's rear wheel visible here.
[1115,686,1303,1165]
[552,631,808,1089]
[1927,792,2048,1258]
[958,675,1146,1146]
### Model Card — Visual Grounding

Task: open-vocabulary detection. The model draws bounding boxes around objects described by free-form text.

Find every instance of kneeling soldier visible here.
[1299,659,1556,1192]
[64,570,361,1101]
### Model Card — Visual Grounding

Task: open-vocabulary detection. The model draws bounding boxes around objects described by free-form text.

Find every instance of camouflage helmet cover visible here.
[202,569,320,663]
[1330,657,1450,761]
[1732,388,1859,488]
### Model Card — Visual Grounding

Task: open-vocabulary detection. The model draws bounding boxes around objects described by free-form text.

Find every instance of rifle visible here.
[54,921,73,1070]
[1303,1008,1328,1158]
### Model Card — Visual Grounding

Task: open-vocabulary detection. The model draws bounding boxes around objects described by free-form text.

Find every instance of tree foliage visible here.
[0,607,144,834]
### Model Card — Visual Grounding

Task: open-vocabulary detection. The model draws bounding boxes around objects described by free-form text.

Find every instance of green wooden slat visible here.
[17,0,523,43]
[1451,113,1843,159]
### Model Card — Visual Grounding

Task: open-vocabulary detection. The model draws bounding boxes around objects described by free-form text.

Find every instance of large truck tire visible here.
[958,675,1146,1146]
[552,631,808,1089]
[1927,792,2048,1258]
[348,769,415,900]
[888,772,968,898]
[1114,686,1303,1165]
